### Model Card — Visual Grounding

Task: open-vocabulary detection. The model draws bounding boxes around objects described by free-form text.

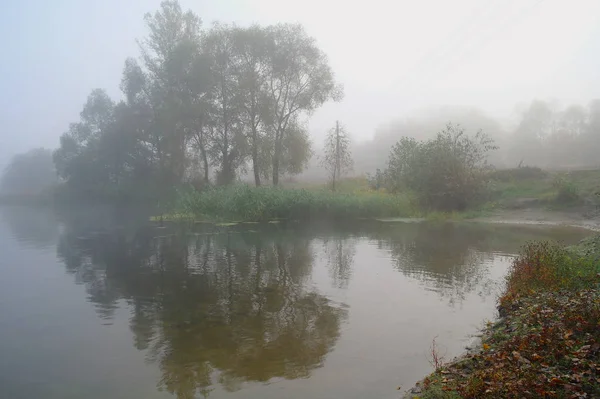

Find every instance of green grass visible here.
[283,176,377,193]
[489,168,600,209]
[173,184,414,222]
[163,169,600,223]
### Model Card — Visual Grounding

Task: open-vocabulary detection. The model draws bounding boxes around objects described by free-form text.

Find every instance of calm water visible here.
[0,206,592,399]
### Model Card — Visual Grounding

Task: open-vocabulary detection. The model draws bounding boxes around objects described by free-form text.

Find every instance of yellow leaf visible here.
[483,343,490,350]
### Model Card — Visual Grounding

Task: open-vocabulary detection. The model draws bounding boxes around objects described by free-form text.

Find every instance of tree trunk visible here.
[201,147,209,184]
[333,120,340,191]
[332,168,336,191]
[193,128,210,185]
[272,156,280,186]
[220,149,234,186]
[252,128,261,186]
[272,138,281,186]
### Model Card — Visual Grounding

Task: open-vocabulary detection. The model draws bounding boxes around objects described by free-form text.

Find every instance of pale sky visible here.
[1,0,599,167]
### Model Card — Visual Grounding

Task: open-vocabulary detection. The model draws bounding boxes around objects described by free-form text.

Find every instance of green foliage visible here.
[502,241,599,303]
[552,173,581,205]
[569,234,600,262]
[483,168,600,211]
[384,123,497,211]
[175,185,413,222]
[321,121,353,191]
[418,379,462,399]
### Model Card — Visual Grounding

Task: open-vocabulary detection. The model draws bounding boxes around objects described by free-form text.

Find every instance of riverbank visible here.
[404,235,600,399]
[164,169,600,223]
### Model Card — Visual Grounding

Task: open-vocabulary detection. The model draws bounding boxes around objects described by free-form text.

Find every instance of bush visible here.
[175,185,413,221]
[501,241,598,308]
[383,123,496,211]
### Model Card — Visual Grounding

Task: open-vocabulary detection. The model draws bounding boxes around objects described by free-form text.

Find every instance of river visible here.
[0,205,592,399]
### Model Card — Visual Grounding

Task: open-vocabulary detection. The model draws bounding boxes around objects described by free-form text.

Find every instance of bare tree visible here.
[321,121,353,191]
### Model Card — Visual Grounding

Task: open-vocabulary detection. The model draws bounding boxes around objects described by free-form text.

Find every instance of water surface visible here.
[0,206,592,399]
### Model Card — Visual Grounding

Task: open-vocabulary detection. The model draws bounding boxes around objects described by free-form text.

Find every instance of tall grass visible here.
[175,185,413,222]
[500,240,599,311]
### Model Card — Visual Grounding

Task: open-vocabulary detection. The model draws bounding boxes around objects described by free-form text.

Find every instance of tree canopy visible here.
[53,1,342,199]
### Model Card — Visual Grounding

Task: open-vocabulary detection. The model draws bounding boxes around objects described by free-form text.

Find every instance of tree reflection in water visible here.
[1,205,59,249]
[56,221,347,398]
[5,209,586,398]
[323,236,356,289]
[368,222,591,305]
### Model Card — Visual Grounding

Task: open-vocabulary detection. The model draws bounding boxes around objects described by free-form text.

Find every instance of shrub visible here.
[383,123,497,211]
[500,241,598,309]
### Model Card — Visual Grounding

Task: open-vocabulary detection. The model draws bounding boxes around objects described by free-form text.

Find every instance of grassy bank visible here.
[488,168,600,210]
[165,168,600,223]
[173,184,414,222]
[413,236,600,399]
[291,169,600,215]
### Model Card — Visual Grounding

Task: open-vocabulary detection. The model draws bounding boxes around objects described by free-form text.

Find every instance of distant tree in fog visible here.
[507,99,600,169]
[585,99,600,166]
[509,100,555,167]
[321,121,353,191]
[1,148,57,195]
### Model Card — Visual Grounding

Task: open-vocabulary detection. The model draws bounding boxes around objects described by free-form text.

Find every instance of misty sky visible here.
[1,0,600,168]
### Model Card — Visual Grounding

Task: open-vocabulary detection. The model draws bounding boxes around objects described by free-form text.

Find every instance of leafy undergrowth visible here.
[569,235,600,264]
[416,239,600,399]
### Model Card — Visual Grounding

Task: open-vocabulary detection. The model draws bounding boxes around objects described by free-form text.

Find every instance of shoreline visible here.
[401,323,496,398]
[400,210,600,398]
[401,233,600,399]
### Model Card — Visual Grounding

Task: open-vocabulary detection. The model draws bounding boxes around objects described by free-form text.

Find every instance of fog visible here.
[1,0,600,173]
